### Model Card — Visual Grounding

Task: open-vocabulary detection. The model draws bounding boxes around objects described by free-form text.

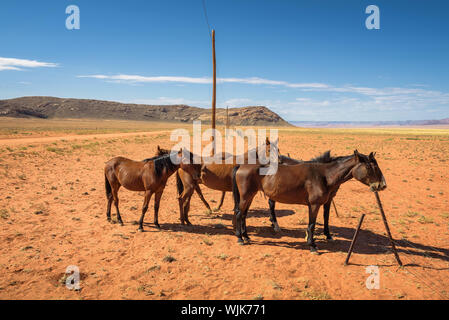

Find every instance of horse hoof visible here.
[155,224,161,229]
[326,236,334,241]
[138,228,144,232]
[119,221,124,226]
[273,225,281,233]
[244,238,251,245]
[310,247,320,255]
[237,239,244,245]
[213,208,220,213]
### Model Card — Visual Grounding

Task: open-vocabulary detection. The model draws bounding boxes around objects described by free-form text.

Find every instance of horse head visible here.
[352,150,387,191]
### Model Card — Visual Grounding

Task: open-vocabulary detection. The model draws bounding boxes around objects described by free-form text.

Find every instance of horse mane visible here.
[279,151,338,165]
[309,150,333,163]
[142,155,163,162]
[309,151,354,163]
[143,154,177,177]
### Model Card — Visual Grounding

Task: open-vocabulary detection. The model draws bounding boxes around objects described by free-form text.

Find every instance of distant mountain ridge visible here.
[292,119,449,128]
[0,96,292,127]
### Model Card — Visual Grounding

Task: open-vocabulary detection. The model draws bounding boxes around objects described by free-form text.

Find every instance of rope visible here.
[201,0,212,39]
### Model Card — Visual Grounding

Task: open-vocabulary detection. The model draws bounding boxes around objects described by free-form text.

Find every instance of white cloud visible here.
[78,74,330,90]
[78,74,211,84]
[78,73,449,101]
[0,57,58,71]
[223,98,253,107]
[284,94,449,116]
[128,97,271,109]
[78,73,449,120]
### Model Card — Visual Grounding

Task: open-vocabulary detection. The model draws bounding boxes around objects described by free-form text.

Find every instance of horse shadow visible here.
[139,215,449,269]
[218,208,295,222]
[253,224,449,269]
[141,221,235,237]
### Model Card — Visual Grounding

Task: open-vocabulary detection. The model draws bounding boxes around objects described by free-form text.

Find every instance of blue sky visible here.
[1,0,448,121]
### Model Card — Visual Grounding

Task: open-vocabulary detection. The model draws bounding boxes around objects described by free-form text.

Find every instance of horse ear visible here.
[369,152,375,160]
[354,150,363,163]
[265,137,270,145]
[157,145,161,151]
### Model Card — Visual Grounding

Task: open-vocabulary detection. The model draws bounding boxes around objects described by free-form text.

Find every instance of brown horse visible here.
[268,154,340,236]
[156,146,215,219]
[156,142,273,213]
[156,146,339,232]
[156,140,276,226]
[104,149,199,231]
[232,150,386,253]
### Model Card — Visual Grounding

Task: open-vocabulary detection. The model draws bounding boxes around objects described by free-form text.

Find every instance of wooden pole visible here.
[332,200,340,218]
[374,191,403,266]
[345,213,366,265]
[211,29,217,155]
[345,192,403,266]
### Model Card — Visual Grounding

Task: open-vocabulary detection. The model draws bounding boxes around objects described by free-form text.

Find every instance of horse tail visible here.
[232,165,241,213]
[176,170,184,197]
[105,174,112,198]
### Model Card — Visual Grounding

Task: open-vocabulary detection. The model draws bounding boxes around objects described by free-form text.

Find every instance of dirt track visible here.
[0,128,448,300]
[0,131,171,146]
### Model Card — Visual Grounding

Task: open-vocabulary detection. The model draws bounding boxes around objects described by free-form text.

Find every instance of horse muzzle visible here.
[370,181,387,192]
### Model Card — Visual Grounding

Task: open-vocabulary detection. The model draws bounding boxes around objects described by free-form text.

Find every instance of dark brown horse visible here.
[156,140,276,226]
[104,149,199,231]
[232,150,386,253]
[156,142,273,213]
[268,154,341,235]
[156,146,338,232]
[156,146,215,220]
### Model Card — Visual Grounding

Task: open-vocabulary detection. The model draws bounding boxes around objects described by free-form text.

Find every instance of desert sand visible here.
[0,120,448,300]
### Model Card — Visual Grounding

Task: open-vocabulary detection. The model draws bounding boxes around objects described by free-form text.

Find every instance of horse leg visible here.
[138,190,153,232]
[194,184,212,214]
[235,208,244,245]
[105,175,113,223]
[306,204,321,254]
[323,200,333,240]
[215,192,226,212]
[153,191,163,229]
[242,208,250,244]
[178,193,185,225]
[179,184,194,225]
[268,199,281,233]
[183,195,193,226]
[112,185,123,226]
[240,194,256,244]
[106,194,113,223]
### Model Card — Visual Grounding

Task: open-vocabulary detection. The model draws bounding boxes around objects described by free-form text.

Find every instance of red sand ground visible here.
[0,128,448,300]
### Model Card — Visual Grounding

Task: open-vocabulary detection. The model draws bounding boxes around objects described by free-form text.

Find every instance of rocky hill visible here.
[0,96,291,126]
